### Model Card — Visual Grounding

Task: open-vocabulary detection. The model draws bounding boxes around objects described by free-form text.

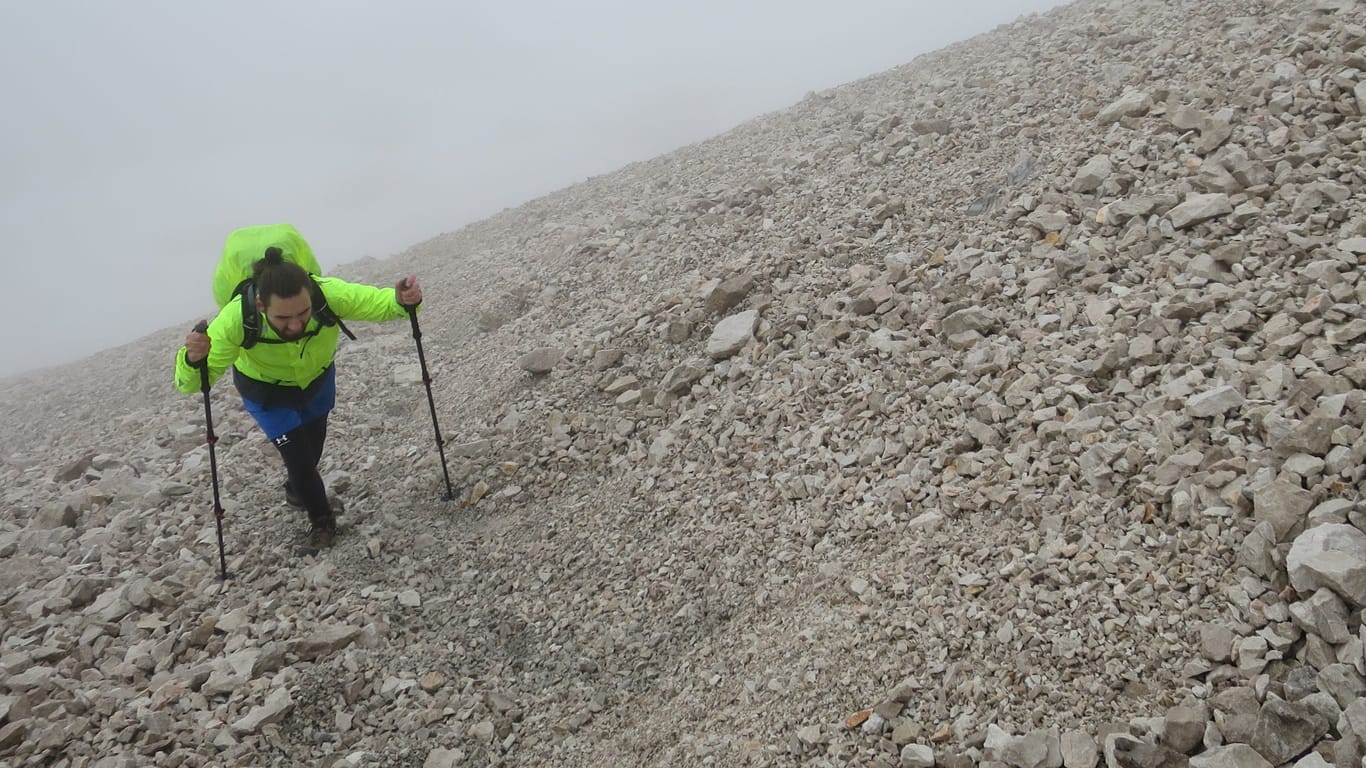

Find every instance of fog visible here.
[0,0,1069,379]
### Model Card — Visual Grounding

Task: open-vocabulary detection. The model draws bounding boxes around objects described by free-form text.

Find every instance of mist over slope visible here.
[3,0,1366,766]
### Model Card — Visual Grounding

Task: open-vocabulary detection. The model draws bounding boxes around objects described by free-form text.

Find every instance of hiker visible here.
[173,242,423,549]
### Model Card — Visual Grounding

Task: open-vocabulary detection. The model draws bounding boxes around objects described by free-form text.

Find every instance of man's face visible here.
[258,289,312,341]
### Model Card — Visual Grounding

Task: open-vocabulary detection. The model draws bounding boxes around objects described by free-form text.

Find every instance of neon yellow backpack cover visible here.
[212,223,324,308]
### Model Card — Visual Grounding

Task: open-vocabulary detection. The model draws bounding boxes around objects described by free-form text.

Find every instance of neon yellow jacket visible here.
[174,277,413,395]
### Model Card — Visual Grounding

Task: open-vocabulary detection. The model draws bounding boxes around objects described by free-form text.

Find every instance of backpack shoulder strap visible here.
[308,277,356,341]
[235,280,262,349]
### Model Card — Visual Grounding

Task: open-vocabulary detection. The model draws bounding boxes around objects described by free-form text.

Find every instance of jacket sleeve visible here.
[318,277,416,323]
[173,301,244,394]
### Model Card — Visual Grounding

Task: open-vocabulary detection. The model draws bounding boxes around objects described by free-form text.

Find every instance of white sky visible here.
[0,0,1069,378]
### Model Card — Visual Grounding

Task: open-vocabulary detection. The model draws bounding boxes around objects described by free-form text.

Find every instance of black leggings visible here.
[273,416,331,524]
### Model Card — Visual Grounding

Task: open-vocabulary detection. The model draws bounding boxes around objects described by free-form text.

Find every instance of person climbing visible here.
[173,226,423,549]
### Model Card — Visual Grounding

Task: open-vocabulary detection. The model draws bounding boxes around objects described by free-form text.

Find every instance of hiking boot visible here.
[284,482,304,509]
[285,484,344,517]
[307,518,338,549]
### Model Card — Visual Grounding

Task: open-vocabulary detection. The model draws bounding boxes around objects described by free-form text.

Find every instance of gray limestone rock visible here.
[666,318,693,343]
[1026,209,1071,233]
[1317,664,1366,710]
[603,375,639,395]
[1195,112,1234,155]
[1253,481,1315,543]
[868,328,914,355]
[225,644,286,679]
[1291,752,1331,768]
[941,307,998,337]
[1164,705,1209,755]
[28,502,77,530]
[1103,196,1160,225]
[1288,525,1366,607]
[1110,738,1188,768]
[0,721,28,751]
[1187,387,1244,418]
[705,273,755,315]
[660,361,706,395]
[1236,522,1279,579]
[1342,698,1366,745]
[1169,104,1206,131]
[591,348,625,370]
[450,439,493,458]
[424,748,467,768]
[1168,194,1233,230]
[706,310,758,360]
[911,118,952,135]
[1072,155,1114,193]
[1098,90,1153,124]
[1250,698,1328,765]
[1289,589,1350,644]
[1275,416,1340,457]
[52,453,94,482]
[1200,624,1235,663]
[1188,745,1270,768]
[291,624,362,661]
[518,347,564,374]
[229,687,294,735]
[1062,731,1098,768]
[988,727,1062,768]
[903,743,937,768]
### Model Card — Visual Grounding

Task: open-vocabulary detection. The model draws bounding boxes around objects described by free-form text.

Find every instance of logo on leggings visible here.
[273,434,291,447]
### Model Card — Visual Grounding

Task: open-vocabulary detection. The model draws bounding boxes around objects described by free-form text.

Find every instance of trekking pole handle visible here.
[189,321,211,374]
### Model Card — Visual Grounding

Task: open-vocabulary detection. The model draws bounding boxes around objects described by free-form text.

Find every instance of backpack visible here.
[212,223,355,349]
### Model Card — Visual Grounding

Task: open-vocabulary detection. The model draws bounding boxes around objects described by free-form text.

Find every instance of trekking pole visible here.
[404,305,456,501]
[192,321,233,581]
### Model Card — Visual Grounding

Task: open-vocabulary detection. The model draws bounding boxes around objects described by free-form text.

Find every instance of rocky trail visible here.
[5,0,1366,766]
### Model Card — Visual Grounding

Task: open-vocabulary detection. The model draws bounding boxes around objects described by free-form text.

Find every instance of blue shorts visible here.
[240,366,336,441]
